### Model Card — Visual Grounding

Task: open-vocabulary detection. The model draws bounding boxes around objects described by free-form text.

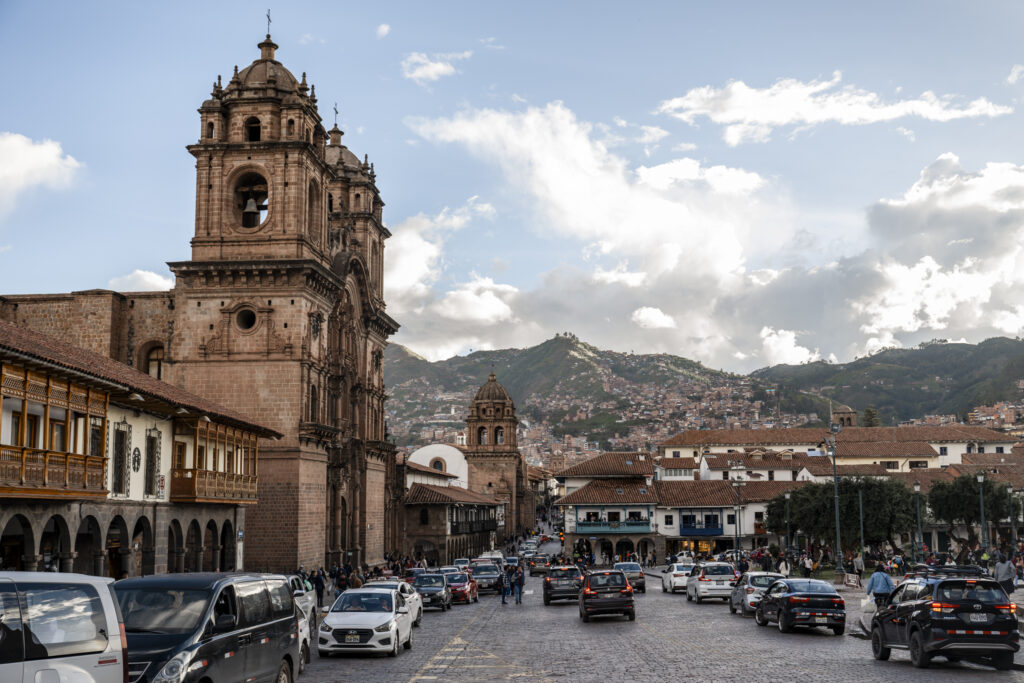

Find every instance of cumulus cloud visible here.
[1008,65,1024,84]
[108,269,174,291]
[760,327,821,365]
[479,37,504,50]
[376,23,390,38]
[0,132,80,218]
[431,275,518,324]
[631,307,677,329]
[401,51,472,85]
[657,71,1012,145]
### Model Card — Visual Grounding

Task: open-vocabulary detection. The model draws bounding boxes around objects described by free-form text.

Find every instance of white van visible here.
[0,572,127,683]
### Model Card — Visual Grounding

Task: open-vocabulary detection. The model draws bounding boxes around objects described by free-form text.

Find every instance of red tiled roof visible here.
[404,460,457,478]
[836,464,890,477]
[661,428,828,448]
[0,319,280,437]
[658,456,697,469]
[403,483,498,505]
[962,452,1024,466]
[839,426,1012,444]
[888,470,956,494]
[554,452,655,479]
[661,425,1013,449]
[655,480,806,507]
[554,479,658,506]
[799,457,837,476]
[702,451,814,470]
[835,441,937,457]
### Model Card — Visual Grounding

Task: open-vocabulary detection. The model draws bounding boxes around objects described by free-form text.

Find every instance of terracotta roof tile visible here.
[554,452,655,479]
[836,464,890,476]
[404,461,457,478]
[835,441,938,457]
[838,426,1011,443]
[888,469,956,494]
[702,451,815,470]
[655,480,807,507]
[661,428,828,448]
[658,456,697,469]
[403,483,498,505]
[554,479,658,506]
[661,425,1013,450]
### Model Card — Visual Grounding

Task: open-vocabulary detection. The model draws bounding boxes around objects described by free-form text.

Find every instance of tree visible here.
[927,474,1010,548]
[861,405,881,427]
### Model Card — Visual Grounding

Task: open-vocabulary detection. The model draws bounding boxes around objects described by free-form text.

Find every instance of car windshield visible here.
[750,575,779,588]
[331,593,393,612]
[614,563,642,572]
[414,575,445,587]
[785,580,835,594]
[549,568,581,579]
[450,573,469,584]
[473,567,498,576]
[936,581,1006,603]
[116,588,210,635]
[367,583,400,591]
[589,573,626,588]
[703,565,734,576]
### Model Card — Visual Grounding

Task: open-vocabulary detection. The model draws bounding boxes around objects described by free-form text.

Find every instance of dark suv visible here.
[543,566,583,605]
[870,566,1019,670]
[579,570,635,622]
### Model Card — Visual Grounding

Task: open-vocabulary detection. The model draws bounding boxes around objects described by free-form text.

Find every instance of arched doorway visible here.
[636,538,656,564]
[74,516,102,574]
[220,520,236,571]
[412,540,438,566]
[167,520,183,573]
[106,516,130,579]
[39,515,71,572]
[131,517,154,576]
[614,538,635,561]
[203,520,219,571]
[596,539,613,565]
[185,520,202,572]
[0,515,35,571]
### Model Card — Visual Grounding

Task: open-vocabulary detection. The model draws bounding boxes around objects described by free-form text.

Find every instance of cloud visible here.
[0,132,80,218]
[896,126,916,142]
[631,306,677,329]
[760,327,820,365]
[431,275,518,324]
[479,37,504,50]
[1008,65,1024,84]
[108,269,174,291]
[673,142,698,152]
[401,51,472,85]
[658,71,1012,145]
[298,33,325,45]
[376,23,390,38]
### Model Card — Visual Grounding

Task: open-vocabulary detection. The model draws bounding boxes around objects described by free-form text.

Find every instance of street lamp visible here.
[1008,484,1017,552]
[785,491,792,557]
[827,423,843,575]
[858,488,865,555]
[913,480,923,562]
[978,472,988,552]
[728,460,746,553]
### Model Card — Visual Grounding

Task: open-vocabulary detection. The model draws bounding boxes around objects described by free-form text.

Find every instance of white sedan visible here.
[661,563,695,593]
[363,579,423,626]
[318,588,413,658]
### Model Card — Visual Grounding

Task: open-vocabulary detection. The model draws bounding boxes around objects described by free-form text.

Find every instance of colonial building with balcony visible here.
[401,483,499,564]
[0,320,279,577]
[556,479,661,564]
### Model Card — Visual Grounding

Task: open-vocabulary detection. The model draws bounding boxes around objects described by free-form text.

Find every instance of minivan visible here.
[115,572,300,683]
[0,571,128,683]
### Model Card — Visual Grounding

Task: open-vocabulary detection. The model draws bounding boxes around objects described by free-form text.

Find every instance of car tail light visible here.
[698,574,709,582]
[931,602,957,613]
[995,603,1017,614]
[673,574,685,578]
[745,587,755,594]
[545,577,551,582]
[583,587,597,596]
[831,597,844,607]
[621,585,633,594]
[789,596,810,603]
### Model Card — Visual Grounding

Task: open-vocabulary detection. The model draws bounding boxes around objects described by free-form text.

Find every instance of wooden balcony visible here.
[169,467,258,504]
[754,522,768,535]
[0,446,107,499]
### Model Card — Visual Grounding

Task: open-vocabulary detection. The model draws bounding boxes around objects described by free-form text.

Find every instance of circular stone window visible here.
[236,309,257,330]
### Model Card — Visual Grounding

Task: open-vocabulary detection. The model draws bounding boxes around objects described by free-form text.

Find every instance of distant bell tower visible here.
[466,373,518,450]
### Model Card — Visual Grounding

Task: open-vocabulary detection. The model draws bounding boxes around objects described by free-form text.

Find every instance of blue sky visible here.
[4,1,1024,370]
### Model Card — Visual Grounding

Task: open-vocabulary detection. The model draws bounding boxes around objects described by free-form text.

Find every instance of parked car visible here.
[289,573,318,630]
[729,571,784,614]
[544,565,583,605]
[579,569,635,622]
[470,564,502,593]
[413,574,452,610]
[529,554,551,576]
[686,562,737,603]
[0,571,127,683]
[754,578,845,636]
[453,558,470,569]
[661,563,695,593]
[403,567,426,584]
[363,579,423,626]
[870,566,1018,669]
[448,572,479,603]
[297,603,311,675]
[438,566,461,575]
[115,572,300,683]
[318,587,413,657]
[613,562,646,593]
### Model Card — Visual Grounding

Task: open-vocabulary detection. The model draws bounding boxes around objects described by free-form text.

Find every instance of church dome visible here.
[474,373,513,403]
[234,36,299,92]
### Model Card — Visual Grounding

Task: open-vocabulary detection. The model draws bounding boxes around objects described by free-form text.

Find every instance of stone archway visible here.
[39,514,71,572]
[220,520,236,571]
[106,515,130,579]
[131,516,155,576]
[596,538,613,565]
[74,516,102,574]
[0,514,35,571]
[636,537,656,564]
[412,539,438,566]
[203,520,219,571]
[167,520,184,573]
[185,520,202,572]
[614,538,635,561]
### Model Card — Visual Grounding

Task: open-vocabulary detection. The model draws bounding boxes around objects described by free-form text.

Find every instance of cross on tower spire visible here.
[333,102,339,126]
[266,8,272,34]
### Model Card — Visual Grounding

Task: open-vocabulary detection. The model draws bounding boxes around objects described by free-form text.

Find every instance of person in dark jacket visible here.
[513,566,525,604]
[312,569,325,607]
[500,566,511,604]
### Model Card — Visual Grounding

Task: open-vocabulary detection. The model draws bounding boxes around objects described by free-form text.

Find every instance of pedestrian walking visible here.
[312,569,325,607]
[500,566,511,604]
[513,566,525,604]
[853,552,865,587]
[995,554,1016,596]
[777,555,790,577]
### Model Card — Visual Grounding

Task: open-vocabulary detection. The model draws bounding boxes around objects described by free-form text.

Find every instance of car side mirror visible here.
[213,614,237,634]
[293,589,304,597]
[398,606,409,614]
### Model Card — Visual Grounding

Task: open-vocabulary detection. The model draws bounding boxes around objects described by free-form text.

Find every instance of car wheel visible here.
[754,607,768,626]
[640,587,646,593]
[909,631,930,669]
[415,609,422,626]
[627,610,636,621]
[832,625,845,636]
[777,610,792,633]
[298,643,308,674]
[404,629,413,650]
[870,625,891,660]
[992,653,1014,671]
[276,660,293,683]
[686,590,692,602]
[388,635,400,657]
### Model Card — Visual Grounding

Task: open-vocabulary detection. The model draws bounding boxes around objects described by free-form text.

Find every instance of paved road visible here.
[301,542,1024,682]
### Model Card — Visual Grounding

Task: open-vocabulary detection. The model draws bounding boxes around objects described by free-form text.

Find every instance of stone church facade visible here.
[0,35,400,570]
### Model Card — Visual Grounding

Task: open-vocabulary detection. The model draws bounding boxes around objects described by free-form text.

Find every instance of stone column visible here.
[93,550,106,576]
[174,549,185,573]
[21,554,41,572]
[192,546,203,572]
[59,551,77,573]
[210,545,222,572]
[142,546,156,576]
[119,548,134,578]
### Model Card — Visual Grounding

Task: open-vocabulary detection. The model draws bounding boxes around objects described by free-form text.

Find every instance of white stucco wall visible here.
[408,443,468,488]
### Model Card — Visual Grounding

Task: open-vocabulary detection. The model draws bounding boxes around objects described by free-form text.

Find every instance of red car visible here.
[448,572,479,603]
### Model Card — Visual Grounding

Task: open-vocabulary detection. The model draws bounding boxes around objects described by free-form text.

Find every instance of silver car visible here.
[729,571,783,614]
[686,562,737,603]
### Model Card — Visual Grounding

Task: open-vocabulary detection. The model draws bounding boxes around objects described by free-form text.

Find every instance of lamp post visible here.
[785,491,792,557]
[978,472,988,552]
[827,424,843,575]
[913,480,923,562]
[728,460,745,552]
[858,488,865,555]
[1009,484,1017,552]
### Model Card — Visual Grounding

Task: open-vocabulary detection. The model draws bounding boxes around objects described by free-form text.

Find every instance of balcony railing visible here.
[575,519,651,534]
[678,521,724,537]
[450,519,498,534]
[0,446,107,499]
[170,468,258,504]
[754,522,767,535]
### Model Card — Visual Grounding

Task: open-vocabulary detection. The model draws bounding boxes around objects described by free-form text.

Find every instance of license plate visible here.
[715,581,724,585]
[557,580,570,586]
[970,613,988,623]
[814,617,827,624]
[345,634,360,643]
